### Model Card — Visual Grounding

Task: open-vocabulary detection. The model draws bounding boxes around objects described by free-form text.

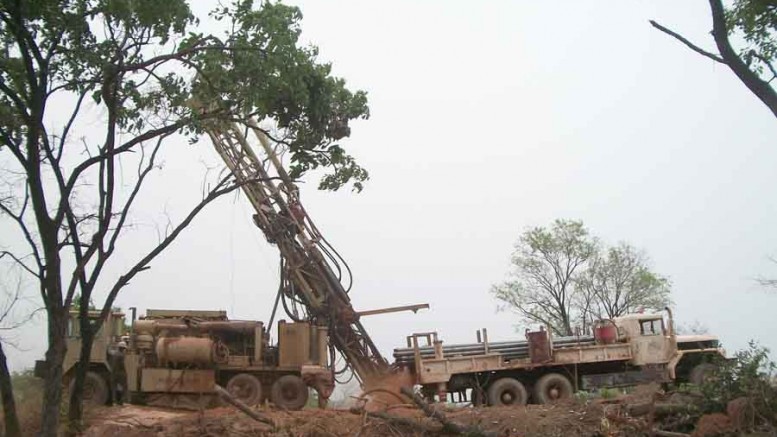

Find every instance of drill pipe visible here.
[392,336,594,358]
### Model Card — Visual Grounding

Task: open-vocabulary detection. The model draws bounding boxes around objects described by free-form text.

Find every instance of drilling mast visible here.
[204,119,389,382]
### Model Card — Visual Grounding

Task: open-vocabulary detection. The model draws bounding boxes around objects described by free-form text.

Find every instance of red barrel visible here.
[594,323,617,344]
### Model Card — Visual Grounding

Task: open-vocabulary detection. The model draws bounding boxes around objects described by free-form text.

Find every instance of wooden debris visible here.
[348,407,440,433]
[214,384,275,428]
[626,402,698,417]
[653,430,691,437]
[399,386,497,437]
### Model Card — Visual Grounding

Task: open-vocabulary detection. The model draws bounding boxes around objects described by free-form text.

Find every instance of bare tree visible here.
[0,268,40,437]
[492,219,597,336]
[650,0,777,118]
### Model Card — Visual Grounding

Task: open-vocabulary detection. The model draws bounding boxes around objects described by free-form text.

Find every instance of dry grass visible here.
[0,370,43,436]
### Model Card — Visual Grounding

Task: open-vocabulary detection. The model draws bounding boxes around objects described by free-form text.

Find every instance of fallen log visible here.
[653,430,690,437]
[399,386,497,437]
[349,407,440,433]
[626,402,699,417]
[214,384,275,428]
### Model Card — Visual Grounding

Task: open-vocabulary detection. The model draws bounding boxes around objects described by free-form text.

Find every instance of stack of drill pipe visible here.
[392,335,596,364]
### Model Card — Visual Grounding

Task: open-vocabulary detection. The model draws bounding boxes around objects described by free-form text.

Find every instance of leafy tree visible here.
[650,0,777,118]
[575,242,671,326]
[493,220,671,337]
[492,219,596,336]
[0,0,369,434]
[698,342,777,429]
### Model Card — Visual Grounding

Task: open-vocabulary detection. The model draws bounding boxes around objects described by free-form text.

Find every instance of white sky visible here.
[3,1,777,372]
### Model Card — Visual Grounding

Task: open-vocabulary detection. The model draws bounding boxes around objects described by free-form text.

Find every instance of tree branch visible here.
[649,20,725,64]
[752,53,777,83]
[54,90,88,163]
[0,187,43,276]
[0,251,40,278]
[58,109,226,212]
[0,127,27,170]
[116,38,255,73]
[95,175,258,326]
[708,0,777,118]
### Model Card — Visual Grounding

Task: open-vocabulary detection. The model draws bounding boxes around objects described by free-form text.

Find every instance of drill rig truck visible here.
[198,117,727,406]
[36,112,425,409]
[38,113,726,409]
[394,308,726,405]
[37,308,331,409]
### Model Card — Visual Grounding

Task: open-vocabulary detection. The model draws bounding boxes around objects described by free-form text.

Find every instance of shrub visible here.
[699,341,777,430]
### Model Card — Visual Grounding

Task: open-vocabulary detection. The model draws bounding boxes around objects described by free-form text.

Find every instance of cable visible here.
[304,209,354,293]
[334,368,355,385]
[317,242,343,281]
[279,264,305,323]
[267,260,284,329]
[280,291,305,322]
[318,236,354,293]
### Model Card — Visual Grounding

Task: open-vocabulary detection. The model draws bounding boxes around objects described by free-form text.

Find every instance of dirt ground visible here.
[75,384,773,437]
[78,386,666,437]
[80,402,613,437]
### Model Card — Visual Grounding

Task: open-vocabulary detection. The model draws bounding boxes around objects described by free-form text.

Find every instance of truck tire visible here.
[689,363,717,386]
[533,373,573,404]
[487,377,528,406]
[271,375,308,410]
[227,373,262,405]
[69,371,109,406]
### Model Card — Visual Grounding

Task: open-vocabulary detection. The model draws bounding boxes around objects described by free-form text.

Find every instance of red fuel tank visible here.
[594,323,618,344]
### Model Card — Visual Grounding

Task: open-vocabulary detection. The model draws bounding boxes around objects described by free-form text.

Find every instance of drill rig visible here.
[203,118,420,402]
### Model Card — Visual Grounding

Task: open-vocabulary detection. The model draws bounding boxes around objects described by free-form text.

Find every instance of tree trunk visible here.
[0,342,21,437]
[39,308,68,437]
[560,307,573,336]
[708,0,777,118]
[67,319,95,433]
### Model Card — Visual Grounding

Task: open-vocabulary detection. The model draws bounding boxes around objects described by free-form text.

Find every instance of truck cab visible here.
[611,313,676,365]
[610,309,723,383]
[34,310,127,405]
[63,310,126,375]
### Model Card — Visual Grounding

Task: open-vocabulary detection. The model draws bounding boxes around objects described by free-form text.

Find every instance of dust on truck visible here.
[37,309,332,410]
[393,308,725,406]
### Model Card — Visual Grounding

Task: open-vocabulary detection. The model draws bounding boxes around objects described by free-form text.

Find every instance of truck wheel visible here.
[533,373,573,404]
[271,375,309,410]
[487,377,528,406]
[689,363,717,386]
[69,371,109,406]
[227,373,262,405]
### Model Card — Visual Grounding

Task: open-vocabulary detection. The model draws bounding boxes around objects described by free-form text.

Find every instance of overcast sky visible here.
[4,1,777,372]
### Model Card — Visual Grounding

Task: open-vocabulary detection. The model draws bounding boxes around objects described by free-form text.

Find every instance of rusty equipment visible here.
[202,116,426,396]
[155,337,228,367]
[394,309,726,407]
[356,304,430,318]
[37,309,333,410]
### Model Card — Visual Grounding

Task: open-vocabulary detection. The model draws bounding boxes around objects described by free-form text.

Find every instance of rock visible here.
[666,391,702,405]
[691,413,732,437]
[726,396,754,432]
